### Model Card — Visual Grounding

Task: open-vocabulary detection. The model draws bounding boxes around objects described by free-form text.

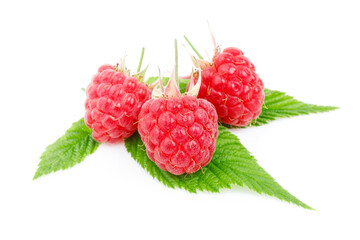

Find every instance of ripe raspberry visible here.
[85,64,151,143]
[192,47,265,126]
[138,95,218,175]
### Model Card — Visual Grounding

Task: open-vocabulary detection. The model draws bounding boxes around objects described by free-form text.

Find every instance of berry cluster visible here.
[84,40,264,175]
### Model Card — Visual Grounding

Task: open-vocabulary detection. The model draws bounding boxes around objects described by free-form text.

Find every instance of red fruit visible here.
[193,47,265,126]
[85,64,151,143]
[138,95,218,175]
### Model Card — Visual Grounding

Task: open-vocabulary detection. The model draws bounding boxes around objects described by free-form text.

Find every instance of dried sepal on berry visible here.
[164,69,181,98]
[152,39,201,99]
[186,62,202,97]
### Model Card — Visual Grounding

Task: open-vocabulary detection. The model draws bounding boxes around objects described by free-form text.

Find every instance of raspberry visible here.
[138,95,218,175]
[85,64,151,143]
[192,47,265,126]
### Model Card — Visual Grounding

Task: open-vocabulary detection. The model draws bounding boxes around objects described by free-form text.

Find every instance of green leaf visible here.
[145,76,159,85]
[33,118,100,180]
[145,77,337,128]
[251,89,338,126]
[125,126,312,209]
[133,64,148,83]
[179,79,189,93]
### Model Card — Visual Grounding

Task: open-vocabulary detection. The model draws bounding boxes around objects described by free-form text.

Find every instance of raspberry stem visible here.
[207,21,217,51]
[183,36,204,60]
[175,39,179,86]
[137,47,145,73]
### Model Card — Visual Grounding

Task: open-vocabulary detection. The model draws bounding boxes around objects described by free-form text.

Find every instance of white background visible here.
[1,0,359,239]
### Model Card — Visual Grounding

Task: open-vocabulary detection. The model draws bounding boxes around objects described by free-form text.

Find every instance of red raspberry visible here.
[85,64,151,143]
[194,47,265,126]
[138,95,218,175]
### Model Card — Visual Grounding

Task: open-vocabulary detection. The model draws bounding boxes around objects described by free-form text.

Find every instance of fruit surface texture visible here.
[138,95,218,175]
[198,47,265,126]
[85,65,151,143]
